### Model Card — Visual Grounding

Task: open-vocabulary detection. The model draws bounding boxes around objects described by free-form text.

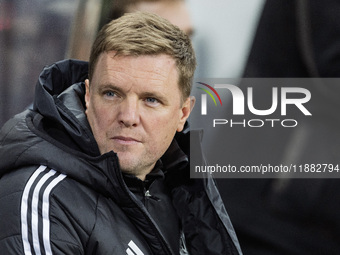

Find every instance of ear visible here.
[84,79,90,110]
[177,96,196,132]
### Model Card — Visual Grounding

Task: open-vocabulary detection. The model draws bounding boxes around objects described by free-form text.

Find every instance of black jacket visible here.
[0,59,242,255]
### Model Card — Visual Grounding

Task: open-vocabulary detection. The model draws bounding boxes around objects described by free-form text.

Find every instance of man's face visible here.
[85,52,192,180]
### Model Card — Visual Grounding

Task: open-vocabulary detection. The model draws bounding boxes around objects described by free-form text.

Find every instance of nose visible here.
[117,97,140,127]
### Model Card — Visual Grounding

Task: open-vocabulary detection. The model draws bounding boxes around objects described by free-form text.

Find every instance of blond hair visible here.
[89,12,196,99]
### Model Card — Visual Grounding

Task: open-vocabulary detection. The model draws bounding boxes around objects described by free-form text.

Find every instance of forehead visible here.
[91,52,180,92]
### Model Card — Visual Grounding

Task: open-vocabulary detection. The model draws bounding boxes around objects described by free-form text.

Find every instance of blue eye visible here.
[145,97,161,107]
[105,91,115,97]
[146,98,158,103]
[103,90,119,100]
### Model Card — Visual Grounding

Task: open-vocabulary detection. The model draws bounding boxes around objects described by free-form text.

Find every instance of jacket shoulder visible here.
[0,165,98,254]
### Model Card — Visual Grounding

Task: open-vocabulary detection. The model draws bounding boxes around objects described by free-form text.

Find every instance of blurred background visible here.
[1,0,340,254]
[0,0,264,127]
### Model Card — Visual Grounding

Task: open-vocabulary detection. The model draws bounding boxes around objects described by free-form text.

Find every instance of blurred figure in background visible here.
[67,0,193,64]
[216,0,340,254]
[108,0,193,36]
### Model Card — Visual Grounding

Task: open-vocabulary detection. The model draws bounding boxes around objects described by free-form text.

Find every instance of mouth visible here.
[111,136,141,145]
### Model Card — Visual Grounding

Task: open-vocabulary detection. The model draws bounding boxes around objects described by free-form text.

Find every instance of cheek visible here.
[148,114,179,141]
[88,103,111,130]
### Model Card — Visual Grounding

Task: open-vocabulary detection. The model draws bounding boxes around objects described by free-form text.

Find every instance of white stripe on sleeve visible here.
[21,166,67,255]
[21,165,47,255]
[42,173,66,255]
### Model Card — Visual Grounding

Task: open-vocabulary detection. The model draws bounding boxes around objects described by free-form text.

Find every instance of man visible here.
[0,12,241,254]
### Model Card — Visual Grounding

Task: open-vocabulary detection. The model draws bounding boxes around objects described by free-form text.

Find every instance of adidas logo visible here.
[126,240,144,255]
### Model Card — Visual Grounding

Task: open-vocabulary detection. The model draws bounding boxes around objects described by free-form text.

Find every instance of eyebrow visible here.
[97,83,122,93]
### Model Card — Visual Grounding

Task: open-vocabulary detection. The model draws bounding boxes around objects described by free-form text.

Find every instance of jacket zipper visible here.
[143,188,160,209]
[110,157,172,254]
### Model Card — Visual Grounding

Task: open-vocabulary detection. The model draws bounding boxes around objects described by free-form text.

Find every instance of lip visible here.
[111,136,141,145]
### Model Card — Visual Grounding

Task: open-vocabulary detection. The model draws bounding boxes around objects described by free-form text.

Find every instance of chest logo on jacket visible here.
[126,240,144,255]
